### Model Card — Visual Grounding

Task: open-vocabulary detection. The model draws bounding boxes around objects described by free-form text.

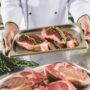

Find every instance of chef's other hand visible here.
[78,15,90,43]
[3,22,19,54]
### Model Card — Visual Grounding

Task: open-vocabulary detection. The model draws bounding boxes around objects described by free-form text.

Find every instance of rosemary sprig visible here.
[24,34,43,44]
[0,53,39,75]
[24,34,36,43]
[52,26,67,43]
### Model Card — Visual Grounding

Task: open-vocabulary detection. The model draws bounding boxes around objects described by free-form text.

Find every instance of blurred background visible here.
[0,0,3,24]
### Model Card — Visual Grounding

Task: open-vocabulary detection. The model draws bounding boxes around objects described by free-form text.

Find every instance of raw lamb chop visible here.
[41,27,65,48]
[34,80,77,90]
[0,70,47,90]
[15,33,51,51]
[47,80,77,90]
[63,31,79,48]
[41,27,79,48]
[44,62,90,86]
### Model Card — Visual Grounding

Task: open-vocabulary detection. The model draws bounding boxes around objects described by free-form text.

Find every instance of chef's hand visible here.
[78,15,90,43]
[3,22,19,54]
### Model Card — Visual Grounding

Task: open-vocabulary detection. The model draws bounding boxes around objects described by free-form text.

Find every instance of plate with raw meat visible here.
[9,23,88,57]
[0,62,90,90]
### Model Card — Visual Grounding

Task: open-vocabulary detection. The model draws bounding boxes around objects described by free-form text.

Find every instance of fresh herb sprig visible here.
[0,53,39,75]
[24,34,43,44]
[24,34,36,43]
[52,26,67,43]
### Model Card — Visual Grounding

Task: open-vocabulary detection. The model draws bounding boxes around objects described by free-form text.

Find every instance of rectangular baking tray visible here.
[0,63,90,90]
[8,23,89,57]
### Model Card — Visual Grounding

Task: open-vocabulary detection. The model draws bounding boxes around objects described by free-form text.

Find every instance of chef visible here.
[1,0,90,65]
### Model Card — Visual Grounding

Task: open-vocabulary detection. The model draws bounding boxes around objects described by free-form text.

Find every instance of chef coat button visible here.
[29,12,32,15]
[54,12,58,14]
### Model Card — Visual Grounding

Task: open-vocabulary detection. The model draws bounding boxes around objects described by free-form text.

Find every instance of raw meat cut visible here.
[15,33,51,51]
[44,62,90,86]
[41,27,79,48]
[47,80,77,90]
[34,80,77,90]
[63,30,79,48]
[41,27,65,48]
[0,70,47,90]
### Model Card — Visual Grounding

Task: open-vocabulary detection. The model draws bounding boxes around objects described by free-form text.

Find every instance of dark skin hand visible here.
[78,15,90,42]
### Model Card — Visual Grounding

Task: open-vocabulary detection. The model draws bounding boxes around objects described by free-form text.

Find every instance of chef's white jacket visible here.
[1,0,90,29]
[1,0,90,65]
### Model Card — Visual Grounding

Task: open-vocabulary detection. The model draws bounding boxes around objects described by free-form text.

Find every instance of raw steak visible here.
[34,80,77,90]
[44,62,90,86]
[41,27,65,48]
[41,27,79,48]
[0,70,47,90]
[15,33,51,51]
[47,80,77,90]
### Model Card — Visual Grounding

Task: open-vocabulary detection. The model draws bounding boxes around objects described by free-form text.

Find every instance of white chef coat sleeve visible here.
[68,0,90,22]
[1,0,23,28]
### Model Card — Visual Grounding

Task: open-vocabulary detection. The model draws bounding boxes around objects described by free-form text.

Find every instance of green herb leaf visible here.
[0,53,39,75]
[52,26,67,43]
[24,34,42,44]
[24,34,36,43]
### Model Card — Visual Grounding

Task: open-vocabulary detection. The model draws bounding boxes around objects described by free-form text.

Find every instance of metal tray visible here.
[0,63,90,90]
[8,23,89,57]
